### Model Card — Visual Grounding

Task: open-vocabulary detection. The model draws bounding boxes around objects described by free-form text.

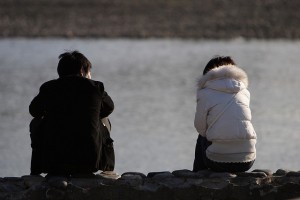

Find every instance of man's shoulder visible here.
[86,79,105,91]
[39,79,58,90]
[40,77,105,93]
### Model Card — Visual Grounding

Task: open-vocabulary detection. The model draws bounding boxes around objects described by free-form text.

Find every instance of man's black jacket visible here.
[29,76,114,174]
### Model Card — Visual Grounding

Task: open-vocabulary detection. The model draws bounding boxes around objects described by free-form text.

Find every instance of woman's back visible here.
[193,56,256,172]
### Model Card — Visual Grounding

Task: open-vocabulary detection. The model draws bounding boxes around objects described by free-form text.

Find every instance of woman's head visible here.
[203,56,235,75]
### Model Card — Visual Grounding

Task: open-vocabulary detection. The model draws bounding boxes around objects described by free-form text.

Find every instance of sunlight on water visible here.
[0,39,300,176]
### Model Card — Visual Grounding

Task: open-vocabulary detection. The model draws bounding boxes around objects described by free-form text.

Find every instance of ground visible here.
[1,0,300,38]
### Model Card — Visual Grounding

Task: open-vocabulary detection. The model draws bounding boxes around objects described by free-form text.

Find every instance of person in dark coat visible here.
[29,51,114,176]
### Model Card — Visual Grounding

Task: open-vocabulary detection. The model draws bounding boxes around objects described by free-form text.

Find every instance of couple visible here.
[29,51,256,176]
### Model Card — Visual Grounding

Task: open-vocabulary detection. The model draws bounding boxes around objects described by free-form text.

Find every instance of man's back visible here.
[29,76,114,174]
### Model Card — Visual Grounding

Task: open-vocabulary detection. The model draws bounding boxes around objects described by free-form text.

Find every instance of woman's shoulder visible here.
[196,88,216,103]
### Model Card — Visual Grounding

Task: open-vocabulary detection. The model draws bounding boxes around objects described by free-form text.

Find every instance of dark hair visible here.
[203,56,235,75]
[57,50,92,77]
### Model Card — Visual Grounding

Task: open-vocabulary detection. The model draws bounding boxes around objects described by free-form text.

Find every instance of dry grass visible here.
[1,0,300,38]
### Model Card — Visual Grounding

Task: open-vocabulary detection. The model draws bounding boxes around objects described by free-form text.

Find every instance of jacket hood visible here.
[197,65,249,93]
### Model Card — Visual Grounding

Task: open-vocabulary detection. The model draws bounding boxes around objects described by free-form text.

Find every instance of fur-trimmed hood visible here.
[197,65,249,93]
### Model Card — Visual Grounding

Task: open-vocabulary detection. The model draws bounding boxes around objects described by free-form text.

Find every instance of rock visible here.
[22,175,44,188]
[196,169,214,178]
[230,177,251,187]
[236,172,267,178]
[95,176,116,186]
[185,178,204,186]
[286,171,300,177]
[121,172,146,179]
[200,179,230,190]
[252,169,273,176]
[276,182,300,199]
[0,177,25,193]
[157,177,185,189]
[274,169,290,176]
[137,180,163,192]
[115,173,144,187]
[147,171,172,178]
[0,182,24,193]
[3,177,23,182]
[172,169,205,179]
[209,172,237,179]
[65,183,89,199]
[1,168,300,200]
[69,178,98,188]
[46,176,68,189]
[46,188,65,200]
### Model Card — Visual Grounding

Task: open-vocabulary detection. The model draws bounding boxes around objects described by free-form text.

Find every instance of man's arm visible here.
[100,91,114,118]
[29,85,46,118]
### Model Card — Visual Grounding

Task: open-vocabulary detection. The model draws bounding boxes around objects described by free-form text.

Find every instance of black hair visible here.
[203,56,235,75]
[57,50,92,77]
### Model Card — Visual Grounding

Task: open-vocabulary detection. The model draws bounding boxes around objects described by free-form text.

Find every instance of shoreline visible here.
[1,0,300,39]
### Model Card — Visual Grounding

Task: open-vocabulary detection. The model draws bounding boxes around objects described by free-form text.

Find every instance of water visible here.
[0,38,300,177]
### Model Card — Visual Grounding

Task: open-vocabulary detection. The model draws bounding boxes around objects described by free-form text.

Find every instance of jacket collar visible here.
[197,65,248,89]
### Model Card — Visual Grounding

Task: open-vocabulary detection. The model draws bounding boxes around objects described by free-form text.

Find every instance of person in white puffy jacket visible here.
[193,56,256,172]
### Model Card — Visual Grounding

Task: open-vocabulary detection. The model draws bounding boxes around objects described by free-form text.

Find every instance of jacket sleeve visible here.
[100,91,114,119]
[194,91,208,137]
[29,84,47,118]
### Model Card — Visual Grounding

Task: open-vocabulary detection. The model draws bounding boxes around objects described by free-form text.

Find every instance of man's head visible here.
[203,56,235,75]
[57,50,92,78]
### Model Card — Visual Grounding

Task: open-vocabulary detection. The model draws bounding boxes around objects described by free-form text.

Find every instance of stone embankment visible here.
[1,169,300,200]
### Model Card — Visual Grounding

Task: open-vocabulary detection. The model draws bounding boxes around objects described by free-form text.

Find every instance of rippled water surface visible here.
[0,39,300,176]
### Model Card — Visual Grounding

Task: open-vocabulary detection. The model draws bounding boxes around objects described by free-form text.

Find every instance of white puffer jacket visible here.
[194,65,256,163]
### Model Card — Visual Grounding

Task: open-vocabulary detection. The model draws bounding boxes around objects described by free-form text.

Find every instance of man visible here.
[29,51,114,176]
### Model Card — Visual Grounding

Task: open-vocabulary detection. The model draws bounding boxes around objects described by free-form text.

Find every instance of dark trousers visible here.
[193,135,254,173]
[30,117,115,175]
[30,118,44,175]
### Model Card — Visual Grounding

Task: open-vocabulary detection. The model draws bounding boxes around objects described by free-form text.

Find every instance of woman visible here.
[193,56,256,172]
